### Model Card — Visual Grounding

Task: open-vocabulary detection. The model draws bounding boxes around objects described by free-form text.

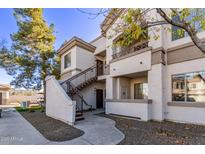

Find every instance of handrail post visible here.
[81,99,83,113]
[66,82,69,94]
[68,82,70,93]
[85,71,86,82]
[95,64,97,77]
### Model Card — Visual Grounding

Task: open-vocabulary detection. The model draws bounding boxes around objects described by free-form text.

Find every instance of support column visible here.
[105,76,117,114]
[148,64,165,121]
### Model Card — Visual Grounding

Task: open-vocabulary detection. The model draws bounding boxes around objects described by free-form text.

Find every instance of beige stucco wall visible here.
[164,58,205,124]
[110,51,151,77]
[76,46,95,71]
[45,76,76,125]
[148,64,166,121]
[92,36,106,55]
[60,45,95,81]
[56,9,205,125]
[61,46,77,76]
[106,77,117,99]
[106,101,152,121]
[77,82,106,109]
[117,77,131,99]
[165,57,205,103]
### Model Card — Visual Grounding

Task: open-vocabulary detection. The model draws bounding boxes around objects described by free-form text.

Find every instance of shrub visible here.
[15,105,43,112]
[15,107,29,112]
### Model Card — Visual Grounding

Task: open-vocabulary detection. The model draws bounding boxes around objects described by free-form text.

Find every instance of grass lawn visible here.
[16,106,84,142]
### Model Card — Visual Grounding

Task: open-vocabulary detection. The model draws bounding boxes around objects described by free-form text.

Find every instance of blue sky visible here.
[0,8,105,84]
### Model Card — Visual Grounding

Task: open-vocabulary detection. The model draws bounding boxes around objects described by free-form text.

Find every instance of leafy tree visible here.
[79,8,205,53]
[0,8,60,90]
[109,8,205,53]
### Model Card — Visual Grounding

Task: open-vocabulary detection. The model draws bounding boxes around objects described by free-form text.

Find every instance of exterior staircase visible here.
[60,64,100,121]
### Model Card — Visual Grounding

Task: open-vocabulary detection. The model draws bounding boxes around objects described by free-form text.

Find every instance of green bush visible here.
[15,107,29,112]
[15,106,43,112]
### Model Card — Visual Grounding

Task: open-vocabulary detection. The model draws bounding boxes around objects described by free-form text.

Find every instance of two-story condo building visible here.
[45,9,205,125]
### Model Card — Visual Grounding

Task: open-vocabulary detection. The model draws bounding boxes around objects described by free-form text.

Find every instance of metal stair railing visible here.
[66,81,92,112]
[60,64,99,112]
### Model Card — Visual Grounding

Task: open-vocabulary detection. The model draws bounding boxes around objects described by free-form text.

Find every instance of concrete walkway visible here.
[0,109,124,145]
[0,109,49,145]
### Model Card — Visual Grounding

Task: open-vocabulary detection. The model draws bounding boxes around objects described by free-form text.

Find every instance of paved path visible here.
[0,109,124,145]
[0,109,49,145]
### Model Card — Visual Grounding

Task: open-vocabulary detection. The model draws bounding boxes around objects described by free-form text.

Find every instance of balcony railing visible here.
[97,63,110,76]
[112,40,149,60]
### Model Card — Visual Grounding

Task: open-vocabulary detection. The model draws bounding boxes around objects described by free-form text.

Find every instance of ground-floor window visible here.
[172,71,205,102]
[134,83,148,99]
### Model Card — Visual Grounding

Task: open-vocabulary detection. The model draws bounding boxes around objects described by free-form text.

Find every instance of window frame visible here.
[64,52,71,69]
[134,82,148,99]
[171,70,205,103]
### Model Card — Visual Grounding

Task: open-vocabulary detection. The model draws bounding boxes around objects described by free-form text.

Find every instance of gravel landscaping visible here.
[98,113,205,145]
[19,110,84,142]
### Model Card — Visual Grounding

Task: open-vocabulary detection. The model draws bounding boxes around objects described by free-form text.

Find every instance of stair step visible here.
[75,111,84,121]
[76,112,83,117]
[75,116,85,121]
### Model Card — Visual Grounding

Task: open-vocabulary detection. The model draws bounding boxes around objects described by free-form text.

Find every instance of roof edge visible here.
[100,8,125,35]
[57,36,96,56]
[89,35,104,44]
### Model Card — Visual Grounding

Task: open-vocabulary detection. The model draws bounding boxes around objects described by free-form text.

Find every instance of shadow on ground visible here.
[20,110,84,141]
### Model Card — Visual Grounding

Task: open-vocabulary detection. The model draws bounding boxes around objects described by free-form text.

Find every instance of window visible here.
[186,71,205,102]
[171,9,205,41]
[134,83,148,99]
[64,53,71,69]
[172,71,205,102]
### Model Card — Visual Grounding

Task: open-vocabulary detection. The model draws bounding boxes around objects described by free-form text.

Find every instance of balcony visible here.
[112,40,149,60]
[109,40,151,77]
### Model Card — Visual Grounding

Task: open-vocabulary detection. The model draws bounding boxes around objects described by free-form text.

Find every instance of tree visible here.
[79,8,205,54]
[0,8,60,90]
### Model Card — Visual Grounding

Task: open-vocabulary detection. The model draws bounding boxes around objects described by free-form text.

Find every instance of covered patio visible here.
[105,71,152,121]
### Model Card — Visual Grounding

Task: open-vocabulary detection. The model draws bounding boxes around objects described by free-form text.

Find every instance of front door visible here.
[96,89,103,108]
[0,93,2,105]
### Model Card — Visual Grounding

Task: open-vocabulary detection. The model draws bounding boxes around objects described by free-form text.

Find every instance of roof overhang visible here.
[57,36,96,56]
[100,8,125,36]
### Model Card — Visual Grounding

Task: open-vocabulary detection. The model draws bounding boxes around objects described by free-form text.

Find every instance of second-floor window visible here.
[64,53,71,69]
[172,9,205,41]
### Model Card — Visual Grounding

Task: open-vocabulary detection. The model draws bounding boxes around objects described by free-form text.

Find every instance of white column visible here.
[106,76,117,99]
[148,64,166,121]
